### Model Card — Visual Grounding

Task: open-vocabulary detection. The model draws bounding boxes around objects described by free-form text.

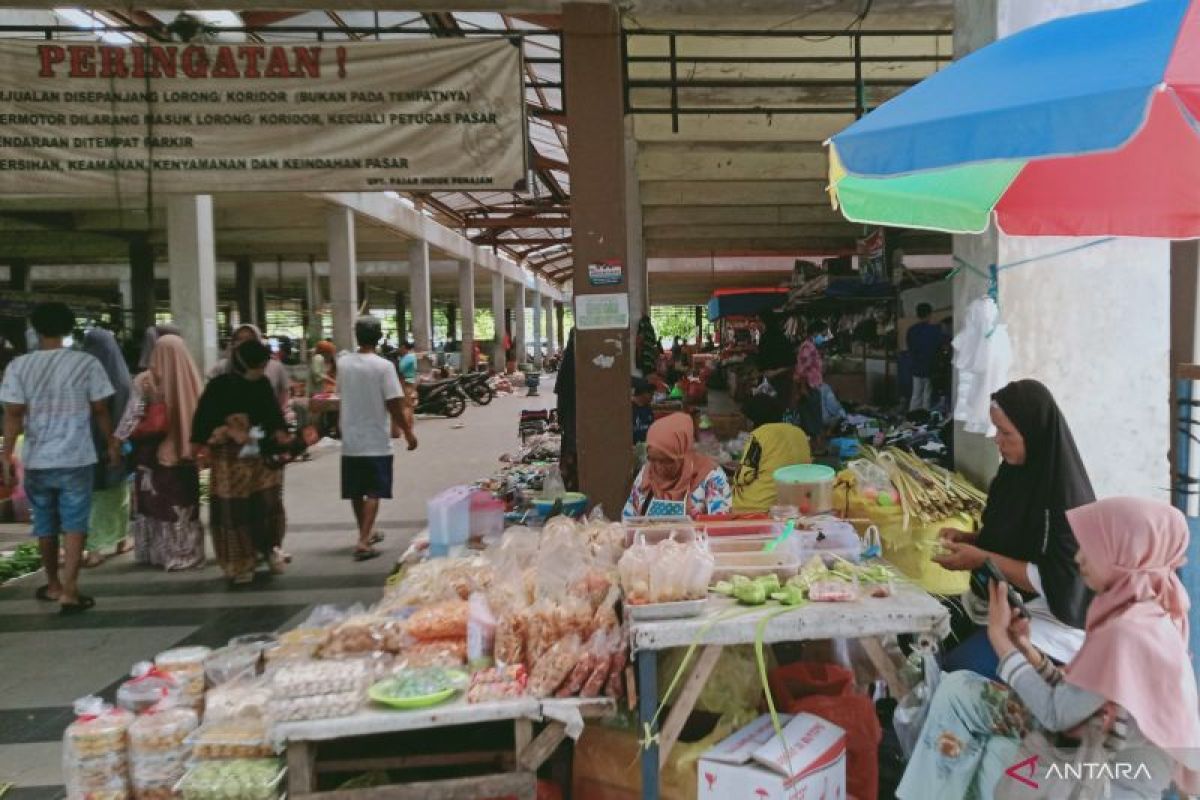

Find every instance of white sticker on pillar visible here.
[575,293,629,331]
[592,354,615,369]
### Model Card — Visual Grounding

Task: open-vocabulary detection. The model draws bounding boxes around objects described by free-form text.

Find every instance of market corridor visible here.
[0,390,554,797]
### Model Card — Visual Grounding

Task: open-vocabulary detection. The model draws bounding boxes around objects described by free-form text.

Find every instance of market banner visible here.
[0,37,527,195]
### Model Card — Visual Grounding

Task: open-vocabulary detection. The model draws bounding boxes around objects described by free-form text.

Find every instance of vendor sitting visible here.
[623,412,732,519]
[732,395,811,514]
[632,378,655,444]
[933,380,1093,680]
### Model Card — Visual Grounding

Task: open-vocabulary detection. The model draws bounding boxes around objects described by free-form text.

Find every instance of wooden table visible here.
[630,570,951,800]
[275,696,614,800]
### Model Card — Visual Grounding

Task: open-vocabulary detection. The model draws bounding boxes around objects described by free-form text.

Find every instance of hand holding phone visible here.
[971,558,1029,619]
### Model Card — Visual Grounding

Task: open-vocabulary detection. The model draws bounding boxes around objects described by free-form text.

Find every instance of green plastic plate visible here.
[368,671,467,710]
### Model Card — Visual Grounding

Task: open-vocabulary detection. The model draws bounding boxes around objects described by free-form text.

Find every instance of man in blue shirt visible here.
[907,303,946,412]
[632,378,655,444]
[397,341,417,383]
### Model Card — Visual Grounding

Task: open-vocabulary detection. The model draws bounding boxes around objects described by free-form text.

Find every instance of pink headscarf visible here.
[1065,497,1200,790]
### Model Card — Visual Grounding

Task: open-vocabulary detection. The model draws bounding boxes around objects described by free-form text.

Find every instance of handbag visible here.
[129,401,168,440]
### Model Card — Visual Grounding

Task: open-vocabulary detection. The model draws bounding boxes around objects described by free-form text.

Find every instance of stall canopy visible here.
[827,0,1200,239]
[706,287,787,322]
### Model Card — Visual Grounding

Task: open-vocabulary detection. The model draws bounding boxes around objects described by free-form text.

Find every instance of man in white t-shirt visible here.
[0,302,119,614]
[336,316,417,561]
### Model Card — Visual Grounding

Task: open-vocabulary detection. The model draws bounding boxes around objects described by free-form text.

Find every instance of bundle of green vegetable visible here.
[712,556,900,605]
[0,543,41,585]
[711,574,805,607]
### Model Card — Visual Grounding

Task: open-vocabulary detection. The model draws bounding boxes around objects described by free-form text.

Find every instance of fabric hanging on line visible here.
[952,296,1011,436]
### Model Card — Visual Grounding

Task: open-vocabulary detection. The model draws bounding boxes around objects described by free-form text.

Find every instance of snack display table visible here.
[275,696,614,800]
[630,569,950,800]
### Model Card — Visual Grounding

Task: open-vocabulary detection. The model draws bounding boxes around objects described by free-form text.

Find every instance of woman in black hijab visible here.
[933,379,1094,679]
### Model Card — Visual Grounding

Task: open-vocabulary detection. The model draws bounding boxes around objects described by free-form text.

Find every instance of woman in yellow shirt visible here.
[732,394,811,513]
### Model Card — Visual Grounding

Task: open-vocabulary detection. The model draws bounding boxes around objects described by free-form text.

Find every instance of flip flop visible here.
[369,532,385,545]
[353,548,382,562]
[35,585,58,602]
[59,595,96,616]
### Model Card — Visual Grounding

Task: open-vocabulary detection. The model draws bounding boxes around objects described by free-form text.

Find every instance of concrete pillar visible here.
[951,0,1171,501]
[513,282,527,366]
[326,205,358,352]
[556,302,565,349]
[8,260,28,292]
[491,272,506,371]
[531,289,543,368]
[564,2,633,513]
[695,306,704,346]
[624,115,648,367]
[306,259,323,344]
[394,291,407,344]
[446,303,458,342]
[129,236,156,335]
[545,297,557,354]
[408,239,432,353]
[166,195,219,373]
[117,270,133,335]
[235,258,254,330]
[458,259,475,370]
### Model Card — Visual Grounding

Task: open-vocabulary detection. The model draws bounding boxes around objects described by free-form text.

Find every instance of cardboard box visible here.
[697,713,846,800]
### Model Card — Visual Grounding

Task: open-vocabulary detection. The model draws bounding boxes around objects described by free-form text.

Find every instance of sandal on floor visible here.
[35,585,58,602]
[59,595,96,615]
[83,552,105,569]
[353,548,382,562]
[369,532,385,545]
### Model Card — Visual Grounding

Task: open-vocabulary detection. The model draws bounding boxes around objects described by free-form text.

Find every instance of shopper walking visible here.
[192,339,291,585]
[118,334,205,571]
[337,317,417,562]
[137,323,182,372]
[0,303,119,614]
[81,328,133,566]
[907,302,944,412]
[211,324,291,416]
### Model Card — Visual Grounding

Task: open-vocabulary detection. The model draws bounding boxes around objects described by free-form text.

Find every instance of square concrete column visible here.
[951,0,1170,501]
[326,206,358,352]
[306,259,323,344]
[565,3,633,512]
[408,239,432,352]
[490,272,506,370]
[545,297,557,354]
[624,115,648,364]
[117,268,133,335]
[458,259,476,369]
[234,257,255,330]
[513,282,527,366]
[531,289,543,367]
[166,195,218,373]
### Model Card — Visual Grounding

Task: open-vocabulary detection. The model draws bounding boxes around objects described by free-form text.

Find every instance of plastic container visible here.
[708,535,802,559]
[155,647,211,698]
[189,719,275,760]
[228,633,278,654]
[773,464,836,515]
[798,518,863,564]
[468,492,505,543]
[205,646,261,686]
[697,519,782,539]
[63,698,133,800]
[117,668,181,714]
[711,549,801,582]
[128,707,198,755]
[427,485,472,557]
[176,758,284,800]
[621,516,697,547]
[532,491,588,518]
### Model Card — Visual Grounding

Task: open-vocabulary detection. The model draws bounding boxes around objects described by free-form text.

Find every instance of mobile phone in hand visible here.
[971,558,1029,619]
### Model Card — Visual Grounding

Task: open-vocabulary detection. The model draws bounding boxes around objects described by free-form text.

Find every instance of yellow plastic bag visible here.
[658,646,765,718]
[835,472,974,596]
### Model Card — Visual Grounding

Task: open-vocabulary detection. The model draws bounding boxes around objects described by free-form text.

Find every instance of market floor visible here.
[0,387,556,797]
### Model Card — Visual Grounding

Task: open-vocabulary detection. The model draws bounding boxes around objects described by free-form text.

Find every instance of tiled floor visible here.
[0,388,554,794]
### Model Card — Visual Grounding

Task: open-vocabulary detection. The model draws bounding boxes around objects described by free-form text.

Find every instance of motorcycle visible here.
[460,371,495,406]
[414,377,467,418]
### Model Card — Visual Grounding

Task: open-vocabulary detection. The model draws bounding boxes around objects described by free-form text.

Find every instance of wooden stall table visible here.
[275,696,614,800]
[629,568,950,800]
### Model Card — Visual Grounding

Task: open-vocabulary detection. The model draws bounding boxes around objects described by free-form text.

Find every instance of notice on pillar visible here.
[575,293,629,331]
[0,38,526,195]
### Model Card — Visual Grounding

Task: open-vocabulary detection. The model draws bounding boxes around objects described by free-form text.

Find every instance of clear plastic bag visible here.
[117,664,181,714]
[205,645,260,686]
[189,717,275,760]
[466,593,496,669]
[617,536,652,605]
[203,678,273,723]
[528,634,582,699]
[63,697,133,800]
[406,600,468,641]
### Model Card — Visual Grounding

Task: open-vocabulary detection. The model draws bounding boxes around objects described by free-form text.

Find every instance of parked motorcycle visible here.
[460,371,495,406]
[414,377,467,418]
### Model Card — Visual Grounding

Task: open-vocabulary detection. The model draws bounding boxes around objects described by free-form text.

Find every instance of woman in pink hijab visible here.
[897,497,1200,800]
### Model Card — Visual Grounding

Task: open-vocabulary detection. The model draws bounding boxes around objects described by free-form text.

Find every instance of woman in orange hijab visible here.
[622,412,731,519]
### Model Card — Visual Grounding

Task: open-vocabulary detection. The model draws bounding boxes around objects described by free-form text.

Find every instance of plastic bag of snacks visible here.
[269,659,371,697]
[466,593,496,669]
[492,608,526,667]
[318,615,405,657]
[606,631,629,699]
[203,678,273,723]
[128,705,197,800]
[262,627,325,667]
[176,758,284,800]
[528,634,582,698]
[117,664,181,714]
[189,718,275,760]
[617,537,653,605]
[556,629,611,699]
[267,691,361,723]
[155,646,211,708]
[63,696,134,800]
[405,600,468,641]
[466,665,528,704]
[398,638,466,668]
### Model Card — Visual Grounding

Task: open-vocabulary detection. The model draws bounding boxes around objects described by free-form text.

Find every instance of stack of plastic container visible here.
[63,697,134,800]
[155,647,211,713]
[127,704,198,800]
[427,485,472,557]
[266,660,372,722]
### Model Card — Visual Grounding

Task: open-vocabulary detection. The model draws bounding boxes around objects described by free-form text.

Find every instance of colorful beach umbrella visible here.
[827,0,1200,238]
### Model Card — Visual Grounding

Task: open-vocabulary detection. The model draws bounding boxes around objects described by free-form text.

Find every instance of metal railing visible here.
[622,27,951,132]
